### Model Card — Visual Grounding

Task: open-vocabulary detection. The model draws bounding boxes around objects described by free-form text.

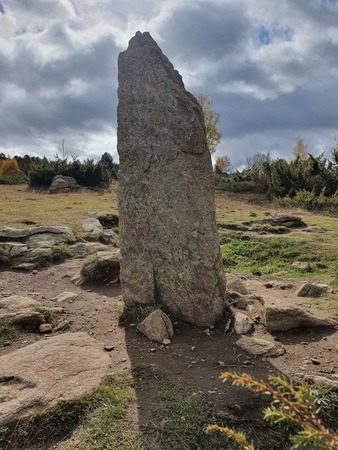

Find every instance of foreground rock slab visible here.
[0,332,110,426]
[117,31,227,326]
[263,298,337,331]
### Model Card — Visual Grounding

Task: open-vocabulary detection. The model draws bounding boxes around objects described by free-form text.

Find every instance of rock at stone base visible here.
[234,312,253,335]
[0,332,110,426]
[297,283,328,298]
[263,298,337,331]
[227,275,249,295]
[117,31,227,326]
[236,336,285,357]
[137,309,174,343]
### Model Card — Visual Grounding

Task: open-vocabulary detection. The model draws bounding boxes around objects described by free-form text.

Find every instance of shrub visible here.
[206,372,338,450]
[28,154,118,188]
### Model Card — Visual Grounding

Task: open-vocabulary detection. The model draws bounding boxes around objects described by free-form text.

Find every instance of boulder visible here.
[263,298,337,331]
[117,31,227,326]
[49,175,79,194]
[68,242,109,258]
[137,309,174,343]
[0,332,110,425]
[297,283,328,298]
[236,336,285,357]
[82,218,104,240]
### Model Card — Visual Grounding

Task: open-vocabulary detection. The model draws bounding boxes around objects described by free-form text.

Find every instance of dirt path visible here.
[1,258,337,449]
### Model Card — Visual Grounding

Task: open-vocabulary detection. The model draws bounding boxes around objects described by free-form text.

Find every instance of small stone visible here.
[54,320,70,332]
[311,358,321,365]
[39,324,53,333]
[32,270,38,274]
[234,312,253,335]
[291,261,309,272]
[104,345,115,352]
[162,338,171,345]
[191,346,196,351]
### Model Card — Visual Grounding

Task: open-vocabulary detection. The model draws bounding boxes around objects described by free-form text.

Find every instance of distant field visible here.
[1,183,337,291]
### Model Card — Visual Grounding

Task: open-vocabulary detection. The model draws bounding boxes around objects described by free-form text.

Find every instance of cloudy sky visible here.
[1,0,338,169]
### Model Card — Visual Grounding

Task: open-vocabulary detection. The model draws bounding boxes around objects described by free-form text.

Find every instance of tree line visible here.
[0,152,118,187]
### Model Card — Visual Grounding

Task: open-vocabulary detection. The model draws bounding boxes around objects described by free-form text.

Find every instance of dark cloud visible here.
[161,2,252,60]
[0,0,337,167]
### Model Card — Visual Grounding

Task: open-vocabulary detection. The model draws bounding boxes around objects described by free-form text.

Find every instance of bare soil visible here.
[1,251,337,449]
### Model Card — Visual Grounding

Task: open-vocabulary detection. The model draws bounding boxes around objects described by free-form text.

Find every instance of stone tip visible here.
[129,31,158,49]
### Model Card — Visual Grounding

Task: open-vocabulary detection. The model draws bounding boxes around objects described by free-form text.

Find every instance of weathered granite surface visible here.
[117,32,227,326]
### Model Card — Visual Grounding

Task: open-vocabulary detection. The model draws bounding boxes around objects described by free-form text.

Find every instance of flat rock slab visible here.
[0,225,73,240]
[263,297,337,331]
[0,332,111,425]
[0,295,45,327]
[236,336,285,356]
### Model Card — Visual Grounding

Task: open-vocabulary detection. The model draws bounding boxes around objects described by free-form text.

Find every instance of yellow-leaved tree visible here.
[196,94,222,154]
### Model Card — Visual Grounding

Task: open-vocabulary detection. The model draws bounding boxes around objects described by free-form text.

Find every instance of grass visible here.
[80,254,119,283]
[32,306,56,324]
[141,374,234,450]
[0,324,17,345]
[0,374,142,450]
[42,243,69,262]
[220,232,337,279]
[0,182,118,236]
[118,300,159,326]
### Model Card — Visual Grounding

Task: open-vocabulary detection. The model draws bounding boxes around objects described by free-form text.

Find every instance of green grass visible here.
[118,300,159,326]
[32,307,56,324]
[42,243,69,262]
[0,374,142,450]
[149,379,234,450]
[220,232,337,279]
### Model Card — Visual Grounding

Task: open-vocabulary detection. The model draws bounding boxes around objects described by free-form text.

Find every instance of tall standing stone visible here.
[117,31,227,326]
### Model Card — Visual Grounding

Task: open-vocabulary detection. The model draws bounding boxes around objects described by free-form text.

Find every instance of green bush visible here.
[0,174,28,184]
[28,154,118,188]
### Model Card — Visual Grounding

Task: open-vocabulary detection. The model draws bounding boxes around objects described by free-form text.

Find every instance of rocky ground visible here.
[1,245,337,449]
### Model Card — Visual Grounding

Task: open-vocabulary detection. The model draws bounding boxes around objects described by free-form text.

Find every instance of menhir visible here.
[117,31,228,326]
